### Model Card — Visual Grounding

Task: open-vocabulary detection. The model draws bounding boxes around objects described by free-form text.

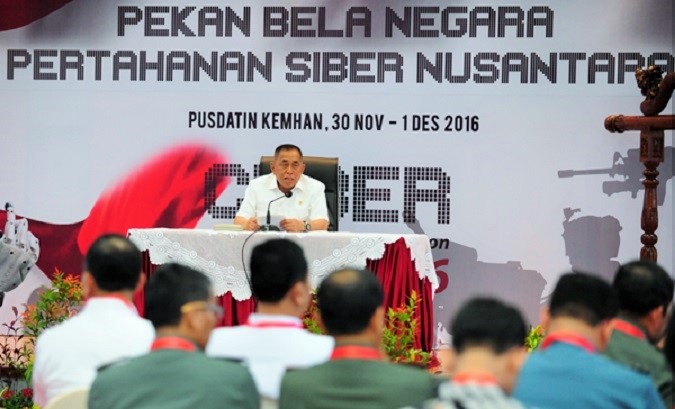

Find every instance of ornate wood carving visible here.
[636,66,675,116]
[605,66,674,262]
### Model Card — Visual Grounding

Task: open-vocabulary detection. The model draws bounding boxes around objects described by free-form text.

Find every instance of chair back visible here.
[44,388,89,409]
[259,156,339,231]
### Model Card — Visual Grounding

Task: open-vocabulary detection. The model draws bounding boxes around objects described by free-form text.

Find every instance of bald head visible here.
[317,268,383,336]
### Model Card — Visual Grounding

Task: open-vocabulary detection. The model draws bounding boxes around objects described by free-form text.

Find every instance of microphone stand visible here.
[259,191,293,231]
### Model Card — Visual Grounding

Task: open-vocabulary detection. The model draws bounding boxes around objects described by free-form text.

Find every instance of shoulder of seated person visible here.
[96,357,134,373]
[211,356,245,365]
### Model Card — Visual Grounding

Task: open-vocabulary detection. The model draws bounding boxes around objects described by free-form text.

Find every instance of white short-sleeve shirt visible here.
[236,173,329,222]
[32,297,154,407]
[205,313,334,399]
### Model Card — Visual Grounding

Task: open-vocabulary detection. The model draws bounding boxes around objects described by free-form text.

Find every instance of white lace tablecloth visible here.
[127,228,437,300]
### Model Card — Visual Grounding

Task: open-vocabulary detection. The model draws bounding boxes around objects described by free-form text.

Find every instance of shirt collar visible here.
[85,295,138,313]
[540,331,596,354]
[151,336,198,352]
[330,344,383,361]
[246,313,303,327]
[612,317,647,340]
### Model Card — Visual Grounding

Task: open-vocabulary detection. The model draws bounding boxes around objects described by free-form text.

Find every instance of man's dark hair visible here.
[549,272,619,326]
[317,269,383,336]
[145,263,211,328]
[274,144,303,158]
[451,298,527,354]
[250,239,308,303]
[84,234,142,292]
[613,260,674,316]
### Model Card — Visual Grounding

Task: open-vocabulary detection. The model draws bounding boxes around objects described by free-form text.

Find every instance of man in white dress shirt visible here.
[233,144,329,232]
[206,238,333,400]
[32,234,154,407]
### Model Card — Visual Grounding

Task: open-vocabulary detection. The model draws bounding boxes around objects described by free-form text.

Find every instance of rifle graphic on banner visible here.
[558,148,674,206]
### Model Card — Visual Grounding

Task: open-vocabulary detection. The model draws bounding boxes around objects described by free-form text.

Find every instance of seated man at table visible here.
[89,262,259,409]
[206,238,333,401]
[278,268,438,409]
[512,272,665,409]
[233,144,329,232]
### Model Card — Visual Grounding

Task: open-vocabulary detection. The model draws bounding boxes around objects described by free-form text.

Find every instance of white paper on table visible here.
[257,214,283,229]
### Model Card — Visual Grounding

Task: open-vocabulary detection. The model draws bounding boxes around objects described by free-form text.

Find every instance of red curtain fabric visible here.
[366,238,434,352]
[135,238,434,352]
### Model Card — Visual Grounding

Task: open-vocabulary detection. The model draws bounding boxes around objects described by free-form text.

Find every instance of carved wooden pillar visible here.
[638,128,663,261]
[604,66,674,262]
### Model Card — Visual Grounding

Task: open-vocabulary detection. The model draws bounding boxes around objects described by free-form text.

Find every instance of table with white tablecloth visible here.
[127,228,437,351]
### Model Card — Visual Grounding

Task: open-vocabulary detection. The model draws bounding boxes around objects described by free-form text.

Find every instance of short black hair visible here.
[549,272,619,326]
[145,263,211,328]
[250,239,308,302]
[451,298,527,354]
[613,260,674,316]
[317,269,383,336]
[84,234,142,292]
[274,144,303,158]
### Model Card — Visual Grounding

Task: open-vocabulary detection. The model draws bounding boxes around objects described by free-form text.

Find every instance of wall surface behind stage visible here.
[1,0,673,343]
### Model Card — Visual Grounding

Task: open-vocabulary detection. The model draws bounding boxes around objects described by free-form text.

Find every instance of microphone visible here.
[260,191,293,231]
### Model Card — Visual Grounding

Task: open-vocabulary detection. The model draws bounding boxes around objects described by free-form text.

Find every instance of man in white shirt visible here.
[32,234,154,407]
[206,238,333,400]
[233,144,329,232]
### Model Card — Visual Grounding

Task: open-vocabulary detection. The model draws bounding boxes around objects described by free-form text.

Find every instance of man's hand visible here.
[280,218,305,232]
[243,217,260,231]
[234,216,260,231]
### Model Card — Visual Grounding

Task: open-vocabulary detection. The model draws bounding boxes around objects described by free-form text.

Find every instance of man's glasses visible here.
[180,301,224,319]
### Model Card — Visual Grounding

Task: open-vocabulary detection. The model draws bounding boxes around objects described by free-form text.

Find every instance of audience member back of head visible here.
[278,268,438,409]
[31,234,154,407]
[88,262,259,409]
[206,238,333,400]
[417,298,528,409]
[605,260,674,408]
[513,272,665,409]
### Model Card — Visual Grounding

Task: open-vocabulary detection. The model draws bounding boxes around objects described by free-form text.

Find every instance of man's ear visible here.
[81,271,94,300]
[269,161,275,172]
[289,280,309,307]
[646,305,664,326]
[644,305,665,338]
[369,306,385,335]
[598,319,614,351]
[540,307,551,332]
[438,348,455,374]
[134,272,147,294]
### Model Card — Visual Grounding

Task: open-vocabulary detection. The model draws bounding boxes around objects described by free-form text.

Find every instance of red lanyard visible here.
[330,345,383,361]
[611,319,646,340]
[151,337,197,352]
[452,372,499,386]
[540,331,596,354]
